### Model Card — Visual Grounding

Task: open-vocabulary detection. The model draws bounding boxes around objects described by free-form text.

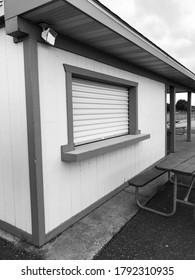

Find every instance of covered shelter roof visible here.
[4,0,195,93]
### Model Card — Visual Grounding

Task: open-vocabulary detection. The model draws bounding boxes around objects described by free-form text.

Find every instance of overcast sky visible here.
[99,0,195,103]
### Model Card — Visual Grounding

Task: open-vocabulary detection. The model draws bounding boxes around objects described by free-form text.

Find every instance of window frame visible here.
[61,64,149,162]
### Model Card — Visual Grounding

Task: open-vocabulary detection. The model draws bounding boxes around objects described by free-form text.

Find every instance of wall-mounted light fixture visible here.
[39,22,58,46]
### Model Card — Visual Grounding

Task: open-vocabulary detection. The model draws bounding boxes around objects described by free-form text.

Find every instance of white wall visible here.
[0,28,32,233]
[0,1,4,17]
[37,43,166,234]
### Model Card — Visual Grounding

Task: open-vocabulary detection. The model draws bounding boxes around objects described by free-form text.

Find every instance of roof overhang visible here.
[4,0,195,93]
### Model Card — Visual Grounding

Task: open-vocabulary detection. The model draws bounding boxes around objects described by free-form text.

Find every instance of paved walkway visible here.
[0,134,195,259]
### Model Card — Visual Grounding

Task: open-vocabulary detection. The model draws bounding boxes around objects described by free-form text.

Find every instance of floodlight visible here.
[39,22,58,46]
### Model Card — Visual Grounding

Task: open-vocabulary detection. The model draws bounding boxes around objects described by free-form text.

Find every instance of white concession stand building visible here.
[0,0,195,246]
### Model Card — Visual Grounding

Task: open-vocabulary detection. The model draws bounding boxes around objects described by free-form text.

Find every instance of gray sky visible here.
[99,0,195,103]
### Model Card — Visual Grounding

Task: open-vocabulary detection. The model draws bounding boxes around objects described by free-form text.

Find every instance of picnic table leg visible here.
[168,171,171,181]
[169,172,193,189]
[135,183,177,217]
[183,176,195,202]
[168,171,175,184]
[173,173,178,214]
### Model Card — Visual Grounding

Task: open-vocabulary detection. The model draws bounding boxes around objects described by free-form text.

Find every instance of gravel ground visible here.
[0,237,43,260]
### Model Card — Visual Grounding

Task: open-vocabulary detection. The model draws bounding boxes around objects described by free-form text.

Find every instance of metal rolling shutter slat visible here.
[74,117,128,126]
[75,126,128,138]
[73,113,128,120]
[72,78,129,145]
[73,92,128,101]
[73,97,128,105]
[74,130,128,145]
[74,121,128,132]
[74,108,128,115]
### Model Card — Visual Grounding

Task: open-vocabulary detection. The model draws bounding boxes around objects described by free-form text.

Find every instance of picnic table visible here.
[156,153,195,216]
[129,151,195,217]
[167,121,186,135]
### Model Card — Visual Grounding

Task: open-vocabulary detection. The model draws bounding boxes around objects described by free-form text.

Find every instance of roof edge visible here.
[91,0,195,77]
[65,0,195,81]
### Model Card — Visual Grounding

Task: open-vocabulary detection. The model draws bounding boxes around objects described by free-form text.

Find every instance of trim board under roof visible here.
[5,0,195,92]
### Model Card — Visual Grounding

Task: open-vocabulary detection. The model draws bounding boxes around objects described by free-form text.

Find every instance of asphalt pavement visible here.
[94,180,195,260]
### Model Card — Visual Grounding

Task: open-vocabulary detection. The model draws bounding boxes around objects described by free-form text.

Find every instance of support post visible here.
[187,91,192,142]
[165,85,168,155]
[23,37,45,246]
[170,86,176,152]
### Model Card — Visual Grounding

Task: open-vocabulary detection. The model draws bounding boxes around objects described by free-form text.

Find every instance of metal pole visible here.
[187,91,192,142]
[170,86,176,152]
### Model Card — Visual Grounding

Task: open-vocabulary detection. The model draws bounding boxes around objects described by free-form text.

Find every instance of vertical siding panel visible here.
[102,154,109,194]
[121,148,127,183]
[127,146,134,178]
[126,146,132,180]
[122,147,128,183]
[70,162,81,216]
[38,43,166,233]
[45,162,61,232]
[0,29,31,233]
[132,145,137,175]
[6,40,31,232]
[88,158,98,204]
[115,150,123,188]
[0,130,5,220]
[43,122,62,232]
[1,122,15,226]
[104,152,111,193]
[0,33,5,221]
[109,152,116,192]
[119,148,125,184]
[8,45,25,230]
[114,151,121,187]
[126,146,131,179]
[80,160,90,209]
[1,33,15,226]
[59,163,71,223]
[96,155,105,199]
[121,147,128,183]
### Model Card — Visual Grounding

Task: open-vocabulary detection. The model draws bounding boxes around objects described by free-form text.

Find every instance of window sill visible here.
[61,134,150,162]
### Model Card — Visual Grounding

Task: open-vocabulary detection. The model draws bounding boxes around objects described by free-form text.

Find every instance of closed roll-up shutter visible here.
[72,78,129,145]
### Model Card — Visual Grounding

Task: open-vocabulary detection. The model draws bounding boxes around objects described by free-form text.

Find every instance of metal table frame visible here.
[136,155,195,217]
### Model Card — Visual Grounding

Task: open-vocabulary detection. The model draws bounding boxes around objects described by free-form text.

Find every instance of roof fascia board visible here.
[5,15,194,92]
[65,0,195,80]
[4,0,54,20]
[56,33,194,92]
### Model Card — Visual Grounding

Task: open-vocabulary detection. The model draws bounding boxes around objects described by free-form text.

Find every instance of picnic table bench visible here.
[167,121,186,135]
[175,126,186,135]
[128,151,195,217]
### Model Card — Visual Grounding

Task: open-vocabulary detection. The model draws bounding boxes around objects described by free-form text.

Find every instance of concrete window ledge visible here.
[61,134,150,162]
